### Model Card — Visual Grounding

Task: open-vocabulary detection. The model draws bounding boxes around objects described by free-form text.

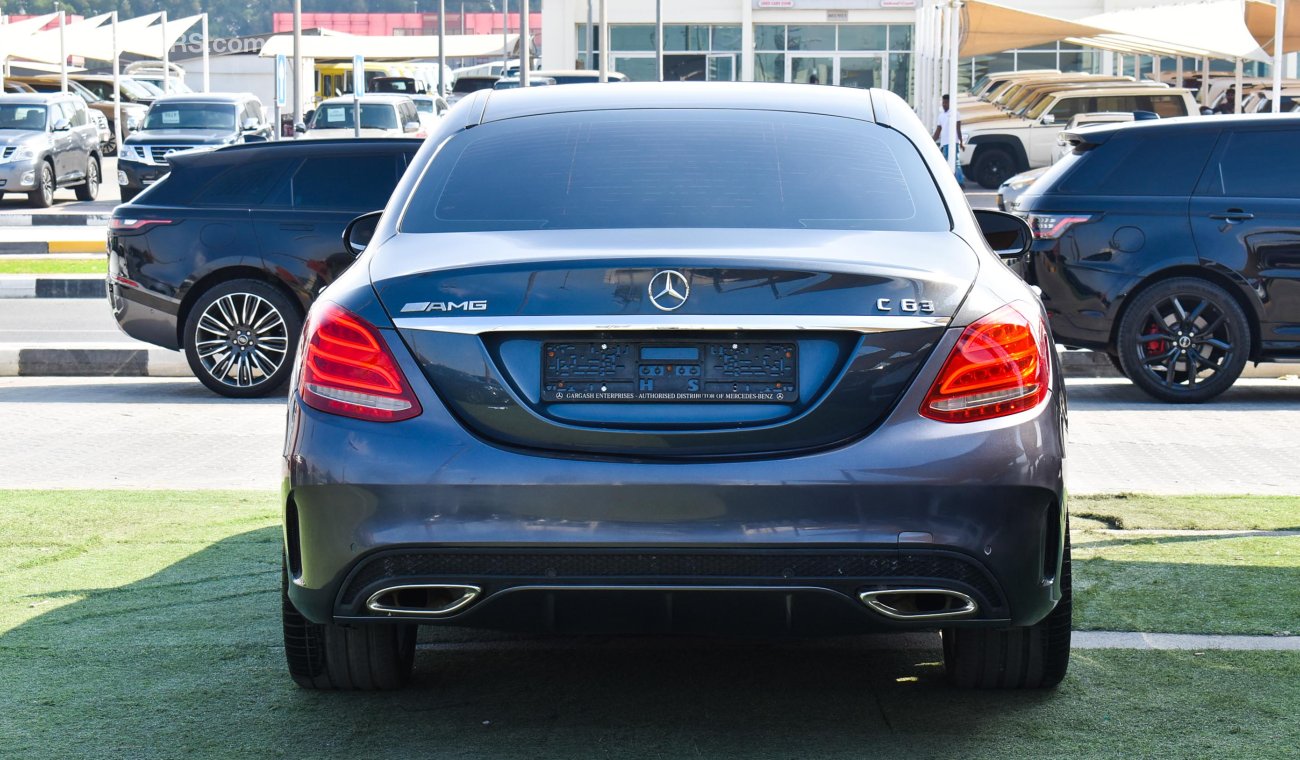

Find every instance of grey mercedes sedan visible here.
[280,83,1070,691]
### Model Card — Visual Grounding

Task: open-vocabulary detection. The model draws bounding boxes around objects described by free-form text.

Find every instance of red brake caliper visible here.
[1144,322,1166,357]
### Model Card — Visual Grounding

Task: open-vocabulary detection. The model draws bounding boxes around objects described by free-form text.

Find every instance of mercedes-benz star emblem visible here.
[648,270,690,312]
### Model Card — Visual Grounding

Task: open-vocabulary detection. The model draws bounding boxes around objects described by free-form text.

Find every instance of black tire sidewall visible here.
[1116,278,1251,403]
[183,279,302,399]
[30,162,55,208]
[974,148,1014,189]
[75,159,100,201]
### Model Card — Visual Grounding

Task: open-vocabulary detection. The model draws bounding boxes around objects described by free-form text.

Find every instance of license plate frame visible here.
[542,340,798,404]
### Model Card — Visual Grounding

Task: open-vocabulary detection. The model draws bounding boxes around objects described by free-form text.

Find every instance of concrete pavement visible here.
[2,375,1297,494]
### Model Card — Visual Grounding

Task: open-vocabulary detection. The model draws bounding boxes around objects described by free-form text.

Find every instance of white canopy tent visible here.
[257,32,520,61]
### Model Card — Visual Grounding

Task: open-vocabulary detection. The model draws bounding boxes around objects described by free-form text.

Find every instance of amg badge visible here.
[401,300,488,313]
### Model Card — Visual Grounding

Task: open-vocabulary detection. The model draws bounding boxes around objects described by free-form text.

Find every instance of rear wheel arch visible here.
[1107,266,1262,361]
[176,266,305,349]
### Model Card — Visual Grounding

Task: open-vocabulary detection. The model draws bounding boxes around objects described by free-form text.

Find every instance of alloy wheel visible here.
[40,165,54,206]
[1131,293,1235,392]
[192,292,290,389]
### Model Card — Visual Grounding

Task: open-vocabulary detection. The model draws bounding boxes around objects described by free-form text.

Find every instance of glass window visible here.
[663,25,708,52]
[195,160,290,206]
[787,26,835,51]
[1059,131,1218,196]
[1016,52,1058,70]
[1209,129,1300,198]
[613,57,657,82]
[401,110,949,234]
[711,26,741,52]
[889,53,912,102]
[310,103,398,130]
[1044,96,1095,123]
[292,154,399,210]
[754,53,785,83]
[838,25,886,51]
[143,103,236,131]
[708,56,735,82]
[0,105,48,131]
[610,25,655,52]
[888,25,913,52]
[754,25,785,51]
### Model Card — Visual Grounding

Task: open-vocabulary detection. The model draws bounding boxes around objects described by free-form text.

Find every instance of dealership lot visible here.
[1,374,1297,493]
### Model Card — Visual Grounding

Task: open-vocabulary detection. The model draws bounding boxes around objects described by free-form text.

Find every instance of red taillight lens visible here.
[110,218,173,231]
[1027,214,1093,239]
[298,303,422,422]
[921,302,1051,423]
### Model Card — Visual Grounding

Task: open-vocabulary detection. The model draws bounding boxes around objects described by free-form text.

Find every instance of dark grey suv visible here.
[0,93,102,207]
[280,83,1070,692]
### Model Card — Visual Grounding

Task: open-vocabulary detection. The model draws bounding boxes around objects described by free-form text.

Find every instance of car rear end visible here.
[282,85,1068,690]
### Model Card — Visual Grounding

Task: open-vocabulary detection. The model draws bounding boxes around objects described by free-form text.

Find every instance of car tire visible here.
[1115,278,1250,403]
[75,158,100,201]
[972,147,1017,190]
[943,528,1071,689]
[28,161,55,208]
[282,564,417,690]
[119,187,139,203]
[183,279,302,398]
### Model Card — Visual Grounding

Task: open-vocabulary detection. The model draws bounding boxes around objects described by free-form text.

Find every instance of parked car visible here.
[447,74,499,104]
[301,95,421,138]
[278,83,1070,692]
[410,94,449,131]
[108,138,421,397]
[961,86,1198,188]
[124,61,193,94]
[118,93,273,202]
[0,93,102,207]
[14,76,148,156]
[70,74,160,107]
[999,112,1148,211]
[492,76,557,89]
[3,82,35,94]
[1019,114,1300,402]
[532,69,630,85]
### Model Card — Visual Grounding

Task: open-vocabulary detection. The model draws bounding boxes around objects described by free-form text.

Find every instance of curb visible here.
[0,344,191,378]
[0,239,106,255]
[0,213,110,227]
[0,275,105,299]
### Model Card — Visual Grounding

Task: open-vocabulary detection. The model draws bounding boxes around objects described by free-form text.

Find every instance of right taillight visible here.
[298,303,422,422]
[921,302,1051,423]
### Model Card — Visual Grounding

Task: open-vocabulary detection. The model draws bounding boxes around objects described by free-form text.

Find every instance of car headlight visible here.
[9,145,38,162]
[126,116,140,129]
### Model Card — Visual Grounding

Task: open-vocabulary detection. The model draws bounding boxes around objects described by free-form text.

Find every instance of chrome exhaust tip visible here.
[858,588,978,620]
[365,584,481,617]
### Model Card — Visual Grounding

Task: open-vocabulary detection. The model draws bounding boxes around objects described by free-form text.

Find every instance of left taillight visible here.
[920,302,1051,423]
[298,303,422,422]
[110,218,173,231]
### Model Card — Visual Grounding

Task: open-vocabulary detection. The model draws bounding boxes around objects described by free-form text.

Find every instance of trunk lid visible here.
[372,229,978,459]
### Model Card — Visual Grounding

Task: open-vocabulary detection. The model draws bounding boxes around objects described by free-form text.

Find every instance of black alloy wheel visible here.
[75,158,100,201]
[29,161,55,208]
[1116,278,1250,403]
[183,279,302,398]
[972,147,1016,189]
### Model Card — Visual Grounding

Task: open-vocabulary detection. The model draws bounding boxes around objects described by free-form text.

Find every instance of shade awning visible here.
[0,12,60,58]
[258,32,520,61]
[959,1,1115,58]
[1245,0,1300,54]
[1080,1,1270,62]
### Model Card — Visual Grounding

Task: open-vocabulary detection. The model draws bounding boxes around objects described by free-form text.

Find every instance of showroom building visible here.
[540,0,1291,105]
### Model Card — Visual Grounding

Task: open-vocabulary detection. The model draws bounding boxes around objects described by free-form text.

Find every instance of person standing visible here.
[932,94,965,187]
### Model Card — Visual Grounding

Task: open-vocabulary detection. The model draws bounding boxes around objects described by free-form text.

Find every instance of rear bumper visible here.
[284,330,1068,633]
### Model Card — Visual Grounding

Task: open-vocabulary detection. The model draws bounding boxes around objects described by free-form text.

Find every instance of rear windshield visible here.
[400,110,948,232]
[311,103,397,130]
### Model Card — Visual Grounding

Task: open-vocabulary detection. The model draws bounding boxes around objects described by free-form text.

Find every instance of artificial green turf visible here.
[0,257,105,275]
[2,490,1298,758]
[1072,493,1300,531]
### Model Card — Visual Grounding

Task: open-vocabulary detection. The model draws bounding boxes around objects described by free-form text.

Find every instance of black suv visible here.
[108,138,421,397]
[1019,114,1300,402]
[118,93,273,201]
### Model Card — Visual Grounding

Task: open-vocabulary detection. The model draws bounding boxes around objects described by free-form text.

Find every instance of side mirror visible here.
[1040,113,1056,126]
[294,122,307,134]
[973,209,1033,273]
[52,118,71,132]
[404,121,421,132]
[342,210,384,257]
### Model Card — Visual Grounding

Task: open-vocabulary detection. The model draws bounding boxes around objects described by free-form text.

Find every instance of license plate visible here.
[542,341,797,403]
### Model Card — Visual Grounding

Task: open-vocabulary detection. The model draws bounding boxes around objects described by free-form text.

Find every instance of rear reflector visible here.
[298,303,422,422]
[920,302,1051,423]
